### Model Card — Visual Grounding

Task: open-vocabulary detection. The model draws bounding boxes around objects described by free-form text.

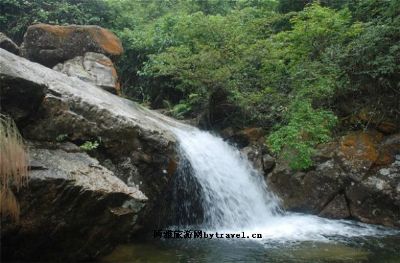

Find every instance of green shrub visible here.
[268,100,337,170]
[171,102,191,119]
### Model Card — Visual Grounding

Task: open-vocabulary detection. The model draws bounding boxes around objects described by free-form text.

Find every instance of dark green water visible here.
[101,234,400,263]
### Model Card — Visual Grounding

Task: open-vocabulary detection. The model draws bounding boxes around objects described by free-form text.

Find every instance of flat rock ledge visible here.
[1,143,147,261]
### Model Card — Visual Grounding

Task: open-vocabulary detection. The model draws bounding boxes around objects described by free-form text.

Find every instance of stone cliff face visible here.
[0,47,179,261]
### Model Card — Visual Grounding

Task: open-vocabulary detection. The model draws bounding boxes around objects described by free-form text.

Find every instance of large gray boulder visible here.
[0,48,183,260]
[0,46,180,202]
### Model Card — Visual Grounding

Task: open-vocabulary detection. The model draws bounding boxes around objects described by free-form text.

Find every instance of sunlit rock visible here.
[53,52,121,94]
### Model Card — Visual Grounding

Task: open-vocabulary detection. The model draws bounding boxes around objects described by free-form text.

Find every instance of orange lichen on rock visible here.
[110,65,118,79]
[99,58,121,95]
[98,59,115,67]
[23,24,123,67]
[29,24,123,55]
[339,131,399,168]
[30,23,73,39]
[339,131,383,164]
[90,27,123,55]
[111,69,121,95]
[115,81,121,96]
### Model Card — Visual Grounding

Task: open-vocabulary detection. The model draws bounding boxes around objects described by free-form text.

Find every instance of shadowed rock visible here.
[1,143,146,261]
[0,32,19,55]
[319,194,351,219]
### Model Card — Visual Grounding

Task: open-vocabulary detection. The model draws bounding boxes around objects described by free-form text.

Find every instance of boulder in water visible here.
[241,145,264,171]
[345,153,400,226]
[319,194,351,219]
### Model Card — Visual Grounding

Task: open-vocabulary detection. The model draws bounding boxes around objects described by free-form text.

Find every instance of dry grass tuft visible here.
[0,114,29,222]
[0,188,20,221]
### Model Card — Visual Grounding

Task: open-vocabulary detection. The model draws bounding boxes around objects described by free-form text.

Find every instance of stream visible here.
[103,122,399,262]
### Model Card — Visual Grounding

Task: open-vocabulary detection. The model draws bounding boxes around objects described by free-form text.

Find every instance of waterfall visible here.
[170,127,396,242]
[139,109,396,242]
[173,128,281,229]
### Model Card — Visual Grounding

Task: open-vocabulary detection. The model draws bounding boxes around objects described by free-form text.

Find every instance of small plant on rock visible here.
[80,140,100,151]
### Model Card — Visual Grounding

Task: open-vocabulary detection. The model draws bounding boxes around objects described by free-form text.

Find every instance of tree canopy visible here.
[1,0,399,169]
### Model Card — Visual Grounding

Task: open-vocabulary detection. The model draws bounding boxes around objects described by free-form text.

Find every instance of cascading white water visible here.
[172,127,396,242]
[173,128,281,228]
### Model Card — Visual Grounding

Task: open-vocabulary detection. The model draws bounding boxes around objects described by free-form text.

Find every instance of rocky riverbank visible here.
[232,128,399,227]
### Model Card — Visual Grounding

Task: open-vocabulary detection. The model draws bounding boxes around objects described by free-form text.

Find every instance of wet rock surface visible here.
[222,127,264,148]
[223,127,276,175]
[241,144,276,174]
[319,194,351,219]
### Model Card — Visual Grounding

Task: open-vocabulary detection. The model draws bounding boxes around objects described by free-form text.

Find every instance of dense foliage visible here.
[1,0,399,169]
[0,0,110,43]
